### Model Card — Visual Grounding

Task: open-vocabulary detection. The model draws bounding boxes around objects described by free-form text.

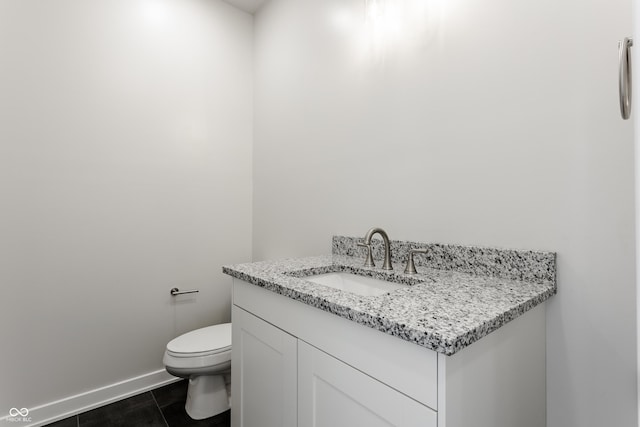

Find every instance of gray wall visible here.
[252,0,637,426]
[0,0,252,413]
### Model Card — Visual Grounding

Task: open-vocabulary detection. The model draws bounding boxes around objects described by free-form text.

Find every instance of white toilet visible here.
[163,323,232,420]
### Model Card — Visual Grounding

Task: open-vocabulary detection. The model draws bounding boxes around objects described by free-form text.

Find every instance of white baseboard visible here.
[0,369,180,427]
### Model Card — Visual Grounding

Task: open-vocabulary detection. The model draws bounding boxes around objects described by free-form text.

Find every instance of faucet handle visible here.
[357,242,376,268]
[404,248,428,274]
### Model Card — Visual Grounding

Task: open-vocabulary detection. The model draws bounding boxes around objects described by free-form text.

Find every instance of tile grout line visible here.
[76,415,80,427]
[150,390,170,427]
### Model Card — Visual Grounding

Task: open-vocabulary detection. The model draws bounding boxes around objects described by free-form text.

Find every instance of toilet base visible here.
[185,375,230,420]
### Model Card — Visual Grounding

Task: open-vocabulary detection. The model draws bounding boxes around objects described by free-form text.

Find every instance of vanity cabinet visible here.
[231,278,546,427]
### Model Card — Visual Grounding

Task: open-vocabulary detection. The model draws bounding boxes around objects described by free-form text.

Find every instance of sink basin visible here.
[304,272,407,296]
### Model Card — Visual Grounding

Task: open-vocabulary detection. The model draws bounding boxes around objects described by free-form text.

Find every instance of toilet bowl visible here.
[163,323,231,420]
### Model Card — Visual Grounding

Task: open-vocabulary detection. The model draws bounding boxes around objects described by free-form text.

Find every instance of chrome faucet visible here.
[357,227,393,270]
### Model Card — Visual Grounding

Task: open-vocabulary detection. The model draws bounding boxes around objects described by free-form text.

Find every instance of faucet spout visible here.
[362,227,393,271]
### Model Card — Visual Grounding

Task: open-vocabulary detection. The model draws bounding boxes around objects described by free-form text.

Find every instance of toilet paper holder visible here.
[170,288,200,296]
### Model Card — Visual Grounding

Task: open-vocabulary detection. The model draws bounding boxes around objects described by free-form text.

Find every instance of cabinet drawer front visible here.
[234,279,438,409]
[299,341,437,427]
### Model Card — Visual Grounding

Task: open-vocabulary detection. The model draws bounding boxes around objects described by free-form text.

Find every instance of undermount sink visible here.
[304,272,407,296]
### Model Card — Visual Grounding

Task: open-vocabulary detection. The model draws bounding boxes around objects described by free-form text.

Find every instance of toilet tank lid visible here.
[167,323,231,354]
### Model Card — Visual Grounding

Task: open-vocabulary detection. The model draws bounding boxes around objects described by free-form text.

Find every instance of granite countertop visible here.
[223,237,556,356]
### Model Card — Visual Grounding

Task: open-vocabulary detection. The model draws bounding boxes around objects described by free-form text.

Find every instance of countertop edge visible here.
[223,263,556,356]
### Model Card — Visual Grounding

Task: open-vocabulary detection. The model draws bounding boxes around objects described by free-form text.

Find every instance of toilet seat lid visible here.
[166,323,231,355]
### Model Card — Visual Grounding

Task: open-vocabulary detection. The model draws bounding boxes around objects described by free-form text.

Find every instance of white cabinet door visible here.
[231,306,297,427]
[298,341,437,427]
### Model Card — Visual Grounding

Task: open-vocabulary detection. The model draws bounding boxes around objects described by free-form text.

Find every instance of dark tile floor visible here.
[44,381,230,427]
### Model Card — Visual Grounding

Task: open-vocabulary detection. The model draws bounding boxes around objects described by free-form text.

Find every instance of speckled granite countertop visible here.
[223,236,556,355]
